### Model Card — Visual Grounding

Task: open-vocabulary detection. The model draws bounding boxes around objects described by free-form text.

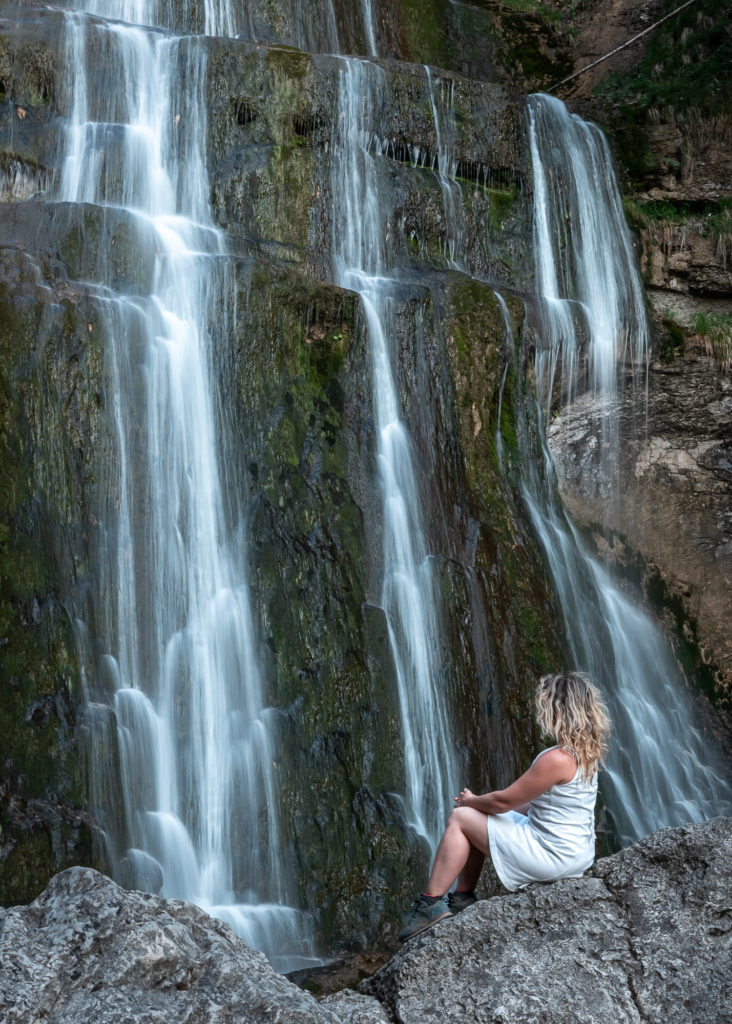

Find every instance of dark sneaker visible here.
[399,895,451,942]
[447,890,477,915]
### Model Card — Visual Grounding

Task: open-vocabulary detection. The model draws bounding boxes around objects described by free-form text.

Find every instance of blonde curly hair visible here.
[536,671,610,781]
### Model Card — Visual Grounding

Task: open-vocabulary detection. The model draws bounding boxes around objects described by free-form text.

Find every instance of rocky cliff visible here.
[0,817,729,1023]
[0,0,729,952]
[0,0,567,941]
[517,0,732,711]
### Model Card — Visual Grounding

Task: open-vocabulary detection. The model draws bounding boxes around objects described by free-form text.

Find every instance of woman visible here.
[399,671,610,941]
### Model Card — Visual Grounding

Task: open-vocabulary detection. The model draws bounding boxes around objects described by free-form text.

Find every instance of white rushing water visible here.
[330,59,459,851]
[58,0,315,971]
[524,94,731,842]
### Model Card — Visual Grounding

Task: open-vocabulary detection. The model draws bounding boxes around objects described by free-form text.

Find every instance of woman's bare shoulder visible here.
[534,746,577,782]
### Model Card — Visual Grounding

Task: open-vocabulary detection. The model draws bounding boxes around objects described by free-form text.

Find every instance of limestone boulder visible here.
[361,817,732,1024]
[0,865,386,1024]
[1,819,729,1023]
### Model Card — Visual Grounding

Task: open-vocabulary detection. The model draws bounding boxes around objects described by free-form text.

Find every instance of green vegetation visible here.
[623,197,732,282]
[486,184,520,229]
[396,0,450,66]
[491,0,564,24]
[597,0,731,119]
[693,312,732,369]
[625,197,732,230]
[660,314,685,362]
[594,0,731,186]
[595,0,731,145]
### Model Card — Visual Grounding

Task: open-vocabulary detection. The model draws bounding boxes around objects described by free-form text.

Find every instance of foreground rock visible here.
[1,819,730,1023]
[0,866,388,1024]
[361,817,732,1024]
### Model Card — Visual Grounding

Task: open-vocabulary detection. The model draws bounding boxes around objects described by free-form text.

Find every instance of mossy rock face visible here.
[212,142,321,264]
[391,276,566,776]
[0,11,57,110]
[0,0,568,948]
[228,261,423,947]
[389,0,451,68]
[225,261,566,947]
[0,247,108,904]
[203,33,525,280]
[381,0,573,90]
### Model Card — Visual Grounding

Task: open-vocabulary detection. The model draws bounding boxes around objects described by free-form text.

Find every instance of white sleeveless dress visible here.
[486,747,597,892]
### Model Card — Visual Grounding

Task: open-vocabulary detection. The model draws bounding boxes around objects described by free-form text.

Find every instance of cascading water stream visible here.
[522,94,731,842]
[425,66,466,269]
[330,59,459,851]
[56,0,315,970]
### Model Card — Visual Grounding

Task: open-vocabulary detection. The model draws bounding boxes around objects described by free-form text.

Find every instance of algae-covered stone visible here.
[228,261,424,947]
[391,276,566,776]
[0,248,106,903]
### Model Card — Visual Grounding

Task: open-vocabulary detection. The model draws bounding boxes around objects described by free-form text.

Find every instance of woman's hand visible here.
[454,788,475,808]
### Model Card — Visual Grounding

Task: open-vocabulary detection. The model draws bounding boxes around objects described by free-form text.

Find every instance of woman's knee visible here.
[448,806,475,832]
[449,806,491,854]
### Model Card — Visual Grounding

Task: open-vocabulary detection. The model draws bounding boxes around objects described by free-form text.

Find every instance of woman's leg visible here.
[426,807,491,896]
[456,842,486,893]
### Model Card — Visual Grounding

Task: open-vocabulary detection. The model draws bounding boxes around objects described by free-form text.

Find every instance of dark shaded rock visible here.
[204,35,526,281]
[360,817,732,1024]
[0,242,109,903]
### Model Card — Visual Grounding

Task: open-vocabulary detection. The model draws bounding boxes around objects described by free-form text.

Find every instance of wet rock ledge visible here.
[1,816,729,1024]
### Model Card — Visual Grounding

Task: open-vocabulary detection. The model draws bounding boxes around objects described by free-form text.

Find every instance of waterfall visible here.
[360,0,379,54]
[425,66,466,269]
[58,0,315,971]
[330,59,460,851]
[523,94,731,843]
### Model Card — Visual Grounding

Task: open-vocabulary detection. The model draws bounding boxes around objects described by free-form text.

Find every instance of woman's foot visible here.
[398,894,451,942]
[447,889,477,915]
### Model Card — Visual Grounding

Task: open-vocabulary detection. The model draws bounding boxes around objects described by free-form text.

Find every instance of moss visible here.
[395,0,450,66]
[0,258,105,903]
[659,315,685,362]
[442,277,513,496]
[487,185,520,229]
[440,275,566,726]
[615,124,656,184]
[496,7,573,91]
[263,43,310,82]
[233,262,423,944]
[516,602,554,671]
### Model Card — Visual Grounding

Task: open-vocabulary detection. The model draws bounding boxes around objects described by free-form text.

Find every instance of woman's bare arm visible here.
[455,748,576,814]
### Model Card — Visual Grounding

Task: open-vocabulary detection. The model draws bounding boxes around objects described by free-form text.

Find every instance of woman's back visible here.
[529,748,597,854]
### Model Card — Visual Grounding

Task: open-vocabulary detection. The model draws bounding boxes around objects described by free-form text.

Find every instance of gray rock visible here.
[360,817,732,1024]
[1,820,730,1023]
[0,866,383,1024]
[320,990,392,1023]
